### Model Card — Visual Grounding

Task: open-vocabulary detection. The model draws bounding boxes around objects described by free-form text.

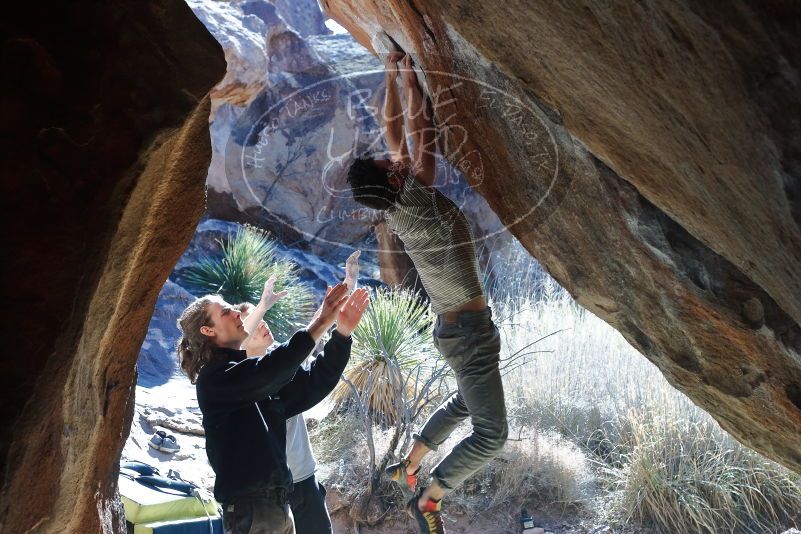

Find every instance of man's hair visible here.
[346,156,400,210]
[177,295,224,384]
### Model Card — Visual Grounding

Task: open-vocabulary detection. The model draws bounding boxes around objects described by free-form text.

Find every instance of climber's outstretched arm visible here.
[383,52,410,165]
[401,54,436,187]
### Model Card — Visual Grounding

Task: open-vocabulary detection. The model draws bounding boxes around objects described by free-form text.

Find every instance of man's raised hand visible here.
[401,54,418,90]
[260,275,288,309]
[306,282,350,342]
[385,51,405,80]
[320,282,350,322]
[239,275,288,349]
[335,288,370,337]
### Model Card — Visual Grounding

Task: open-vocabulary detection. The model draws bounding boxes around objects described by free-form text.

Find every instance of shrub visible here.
[331,287,437,426]
[611,410,801,534]
[501,285,801,532]
[181,224,314,340]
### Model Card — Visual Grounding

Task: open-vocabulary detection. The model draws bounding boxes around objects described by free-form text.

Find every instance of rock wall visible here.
[320,1,801,472]
[1,1,798,531]
[0,1,225,532]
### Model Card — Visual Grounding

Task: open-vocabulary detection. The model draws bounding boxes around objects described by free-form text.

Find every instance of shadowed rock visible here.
[0,1,225,531]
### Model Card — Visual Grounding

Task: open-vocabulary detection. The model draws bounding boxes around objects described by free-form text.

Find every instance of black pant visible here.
[223,488,295,534]
[287,475,332,534]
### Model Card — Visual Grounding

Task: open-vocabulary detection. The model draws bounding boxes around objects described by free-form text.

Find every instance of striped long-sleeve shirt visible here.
[385,174,485,314]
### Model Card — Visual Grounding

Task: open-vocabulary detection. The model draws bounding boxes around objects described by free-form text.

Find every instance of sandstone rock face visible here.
[321,1,801,472]
[0,1,225,532]
[187,0,330,110]
[188,0,270,109]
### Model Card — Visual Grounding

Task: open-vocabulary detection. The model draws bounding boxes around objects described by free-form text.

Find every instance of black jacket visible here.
[196,329,352,503]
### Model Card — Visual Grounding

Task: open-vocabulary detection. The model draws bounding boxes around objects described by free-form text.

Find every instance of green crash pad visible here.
[119,475,220,525]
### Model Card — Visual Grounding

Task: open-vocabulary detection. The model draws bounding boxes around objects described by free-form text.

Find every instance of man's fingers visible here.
[352,288,368,301]
[386,51,404,63]
[325,282,348,305]
[333,293,349,310]
[352,297,369,314]
[351,289,369,308]
[345,288,368,306]
[345,290,370,314]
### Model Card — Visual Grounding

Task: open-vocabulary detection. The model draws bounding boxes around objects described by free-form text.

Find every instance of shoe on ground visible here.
[405,488,445,534]
[148,430,180,454]
[148,430,166,451]
[158,434,180,453]
[385,457,419,493]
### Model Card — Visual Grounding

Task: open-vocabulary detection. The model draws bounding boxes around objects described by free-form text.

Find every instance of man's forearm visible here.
[282,330,353,417]
[242,302,269,334]
[306,315,332,343]
[405,83,430,150]
[239,302,270,356]
[383,73,407,161]
[405,82,436,185]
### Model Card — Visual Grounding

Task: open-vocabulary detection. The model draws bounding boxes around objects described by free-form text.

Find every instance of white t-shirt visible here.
[286,355,318,483]
[286,414,316,483]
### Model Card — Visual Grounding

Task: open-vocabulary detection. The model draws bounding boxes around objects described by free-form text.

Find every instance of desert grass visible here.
[500,278,801,533]
[314,270,801,532]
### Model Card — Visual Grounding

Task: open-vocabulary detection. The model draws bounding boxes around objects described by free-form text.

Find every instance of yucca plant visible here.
[181,224,314,340]
[332,287,437,427]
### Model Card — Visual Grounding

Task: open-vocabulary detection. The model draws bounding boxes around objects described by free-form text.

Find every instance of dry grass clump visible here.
[311,414,406,510]
[609,411,801,534]
[500,285,801,533]
[441,431,596,518]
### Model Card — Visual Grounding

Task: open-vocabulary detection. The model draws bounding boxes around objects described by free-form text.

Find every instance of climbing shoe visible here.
[385,457,419,493]
[405,489,445,534]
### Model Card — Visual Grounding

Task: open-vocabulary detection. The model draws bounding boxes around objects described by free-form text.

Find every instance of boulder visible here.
[187,0,269,109]
[321,1,801,473]
[137,281,196,388]
[0,1,225,531]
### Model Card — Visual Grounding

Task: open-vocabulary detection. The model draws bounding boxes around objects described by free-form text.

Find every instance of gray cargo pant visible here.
[414,306,508,491]
[223,488,295,534]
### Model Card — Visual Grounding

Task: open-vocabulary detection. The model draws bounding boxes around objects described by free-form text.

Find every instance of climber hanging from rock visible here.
[346,45,508,534]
